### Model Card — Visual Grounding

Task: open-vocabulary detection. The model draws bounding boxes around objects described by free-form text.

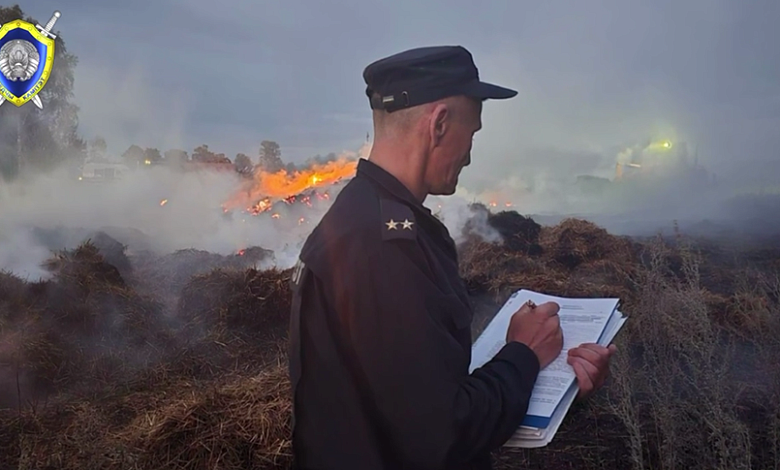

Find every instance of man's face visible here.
[426,98,482,196]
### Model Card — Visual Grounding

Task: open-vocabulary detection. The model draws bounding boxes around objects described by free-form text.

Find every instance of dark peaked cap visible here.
[363,45,517,112]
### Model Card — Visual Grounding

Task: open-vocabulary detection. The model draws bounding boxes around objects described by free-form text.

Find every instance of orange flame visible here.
[159,199,168,206]
[224,158,357,212]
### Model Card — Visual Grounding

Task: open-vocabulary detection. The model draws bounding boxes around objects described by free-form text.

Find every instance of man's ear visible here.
[429,103,450,147]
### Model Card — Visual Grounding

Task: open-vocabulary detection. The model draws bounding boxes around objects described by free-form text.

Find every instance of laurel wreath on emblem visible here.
[0,39,40,82]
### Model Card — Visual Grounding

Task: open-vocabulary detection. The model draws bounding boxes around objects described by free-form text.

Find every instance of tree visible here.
[234,153,253,174]
[0,5,83,179]
[192,144,215,163]
[122,144,146,166]
[144,148,162,164]
[214,152,231,164]
[192,144,230,164]
[258,140,283,172]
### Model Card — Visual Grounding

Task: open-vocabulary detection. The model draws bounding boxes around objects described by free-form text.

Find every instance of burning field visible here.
[1,154,780,470]
[0,200,779,469]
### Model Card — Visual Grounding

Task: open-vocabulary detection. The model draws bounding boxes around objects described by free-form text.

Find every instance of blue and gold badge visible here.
[0,10,61,109]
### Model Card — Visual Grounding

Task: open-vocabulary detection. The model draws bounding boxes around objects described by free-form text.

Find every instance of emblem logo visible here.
[0,10,61,109]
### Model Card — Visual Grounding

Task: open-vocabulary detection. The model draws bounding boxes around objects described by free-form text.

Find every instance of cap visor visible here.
[463,80,518,100]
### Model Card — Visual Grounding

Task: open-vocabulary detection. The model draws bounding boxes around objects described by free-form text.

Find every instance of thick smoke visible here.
[0,163,326,279]
[0,148,507,281]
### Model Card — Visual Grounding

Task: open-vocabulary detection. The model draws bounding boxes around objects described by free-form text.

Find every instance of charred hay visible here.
[177,266,292,336]
[463,204,543,255]
[539,217,634,269]
[460,215,638,302]
[486,210,543,255]
[87,231,133,275]
[1,210,780,470]
[0,241,172,406]
[133,246,274,299]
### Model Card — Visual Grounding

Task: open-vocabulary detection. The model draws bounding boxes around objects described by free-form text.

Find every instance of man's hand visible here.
[567,343,617,399]
[506,301,563,369]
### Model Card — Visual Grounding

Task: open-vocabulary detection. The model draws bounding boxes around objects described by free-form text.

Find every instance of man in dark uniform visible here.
[288,45,615,470]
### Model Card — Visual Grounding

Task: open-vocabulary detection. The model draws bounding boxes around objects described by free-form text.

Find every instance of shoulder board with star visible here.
[379,198,416,241]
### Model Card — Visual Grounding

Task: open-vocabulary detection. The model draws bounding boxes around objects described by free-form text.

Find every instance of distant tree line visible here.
[101,139,285,177]
[88,137,347,178]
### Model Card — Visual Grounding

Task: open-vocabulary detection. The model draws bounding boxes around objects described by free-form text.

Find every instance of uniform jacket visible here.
[288,158,540,470]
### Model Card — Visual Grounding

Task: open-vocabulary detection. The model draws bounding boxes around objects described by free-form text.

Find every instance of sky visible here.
[25,0,780,194]
[1,0,779,279]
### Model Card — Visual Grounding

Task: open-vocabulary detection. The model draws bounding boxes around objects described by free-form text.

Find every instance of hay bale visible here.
[540,218,633,268]
[87,231,132,275]
[0,241,174,406]
[567,259,637,299]
[234,246,275,266]
[126,364,292,470]
[459,217,637,301]
[459,241,552,297]
[486,211,543,254]
[134,246,274,298]
[35,241,166,343]
[44,241,125,289]
[177,267,292,334]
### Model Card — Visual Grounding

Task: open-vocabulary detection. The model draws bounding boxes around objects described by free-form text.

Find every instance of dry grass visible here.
[124,362,292,470]
[490,227,780,470]
[0,361,292,470]
[1,215,779,469]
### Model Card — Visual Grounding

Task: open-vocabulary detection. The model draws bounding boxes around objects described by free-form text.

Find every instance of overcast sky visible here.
[29,0,780,191]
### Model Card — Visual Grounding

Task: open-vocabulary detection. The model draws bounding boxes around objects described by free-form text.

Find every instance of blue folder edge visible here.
[521,414,552,429]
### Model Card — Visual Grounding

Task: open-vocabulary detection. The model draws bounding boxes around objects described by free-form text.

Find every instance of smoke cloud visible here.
[0,162,333,279]
[4,0,780,277]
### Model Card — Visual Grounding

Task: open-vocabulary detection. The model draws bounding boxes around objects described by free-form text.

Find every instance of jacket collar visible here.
[356,158,457,253]
[356,158,423,210]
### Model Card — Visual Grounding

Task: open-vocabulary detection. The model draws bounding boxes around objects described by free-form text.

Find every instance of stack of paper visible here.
[469,289,627,448]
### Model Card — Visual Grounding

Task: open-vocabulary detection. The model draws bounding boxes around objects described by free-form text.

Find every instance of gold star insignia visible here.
[385,219,398,230]
[401,219,414,230]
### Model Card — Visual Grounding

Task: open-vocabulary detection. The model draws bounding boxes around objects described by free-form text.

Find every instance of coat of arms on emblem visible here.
[0,10,60,109]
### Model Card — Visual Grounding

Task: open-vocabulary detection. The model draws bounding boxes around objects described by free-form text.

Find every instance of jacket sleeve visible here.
[319,233,540,469]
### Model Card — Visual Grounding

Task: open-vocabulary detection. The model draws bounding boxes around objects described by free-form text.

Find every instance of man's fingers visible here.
[570,356,600,379]
[535,301,560,317]
[571,360,594,392]
[568,343,616,398]
[568,346,604,365]
[570,343,615,363]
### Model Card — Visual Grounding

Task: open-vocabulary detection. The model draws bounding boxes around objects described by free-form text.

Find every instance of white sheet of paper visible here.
[470,290,619,420]
[505,311,627,448]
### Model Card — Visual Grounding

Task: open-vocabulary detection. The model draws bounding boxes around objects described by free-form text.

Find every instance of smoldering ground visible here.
[0,171,508,430]
[4,185,780,470]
